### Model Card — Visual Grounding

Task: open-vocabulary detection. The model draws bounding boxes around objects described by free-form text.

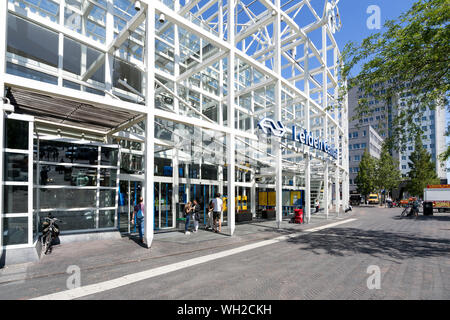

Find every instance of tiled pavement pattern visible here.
[0,207,449,299]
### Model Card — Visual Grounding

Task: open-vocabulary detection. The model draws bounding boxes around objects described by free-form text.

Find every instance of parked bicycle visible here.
[400,203,420,218]
[401,205,413,217]
[41,214,62,257]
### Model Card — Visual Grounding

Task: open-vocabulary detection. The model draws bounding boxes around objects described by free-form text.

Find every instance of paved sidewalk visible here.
[2,206,448,300]
[0,210,351,287]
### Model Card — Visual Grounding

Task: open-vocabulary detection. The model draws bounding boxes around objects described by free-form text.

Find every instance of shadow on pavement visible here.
[415,215,450,222]
[286,227,450,260]
[248,223,306,235]
[122,234,147,248]
[391,215,450,222]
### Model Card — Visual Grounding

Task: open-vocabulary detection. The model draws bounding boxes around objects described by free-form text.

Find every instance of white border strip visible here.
[32,218,357,300]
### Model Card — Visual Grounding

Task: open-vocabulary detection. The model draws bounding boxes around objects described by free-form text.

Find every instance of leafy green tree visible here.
[375,142,402,205]
[406,135,440,198]
[340,0,449,156]
[355,150,378,202]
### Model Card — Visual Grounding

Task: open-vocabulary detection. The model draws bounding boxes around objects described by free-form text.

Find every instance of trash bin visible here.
[294,209,303,224]
[423,201,433,216]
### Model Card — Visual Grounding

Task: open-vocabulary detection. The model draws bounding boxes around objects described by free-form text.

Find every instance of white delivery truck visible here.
[423,185,450,213]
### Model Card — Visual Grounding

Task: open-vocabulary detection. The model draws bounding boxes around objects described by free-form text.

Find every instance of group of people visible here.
[129,193,224,244]
[183,193,223,235]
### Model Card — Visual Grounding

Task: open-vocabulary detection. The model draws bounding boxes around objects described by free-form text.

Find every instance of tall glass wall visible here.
[34,138,119,233]
[2,117,33,246]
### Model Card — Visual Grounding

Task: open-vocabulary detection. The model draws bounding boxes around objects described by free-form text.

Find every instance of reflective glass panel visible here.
[100,169,117,187]
[3,217,28,245]
[100,189,116,208]
[4,185,28,214]
[98,209,115,228]
[5,119,28,150]
[39,165,97,186]
[100,147,118,166]
[7,14,58,67]
[4,153,28,182]
[39,188,97,209]
[39,210,96,231]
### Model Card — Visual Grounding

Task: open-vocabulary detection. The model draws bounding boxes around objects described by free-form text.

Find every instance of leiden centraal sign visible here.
[257,118,338,160]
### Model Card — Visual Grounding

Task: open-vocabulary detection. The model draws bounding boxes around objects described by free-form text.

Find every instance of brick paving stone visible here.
[0,206,449,300]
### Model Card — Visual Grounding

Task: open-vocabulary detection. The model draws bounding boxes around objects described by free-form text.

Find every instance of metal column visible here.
[274,0,283,229]
[322,25,329,220]
[0,0,7,250]
[304,41,311,224]
[144,3,155,247]
[226,0,236,236]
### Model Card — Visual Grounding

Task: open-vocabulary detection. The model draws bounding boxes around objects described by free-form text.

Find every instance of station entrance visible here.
[118,177,143,234]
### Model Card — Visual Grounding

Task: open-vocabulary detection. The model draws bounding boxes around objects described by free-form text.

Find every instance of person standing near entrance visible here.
[184,201,193,235]
[315,199,320,213]
[131,197,145,243]
[206,200,214,230]
[212,193,223,233]
[192,199,201,233]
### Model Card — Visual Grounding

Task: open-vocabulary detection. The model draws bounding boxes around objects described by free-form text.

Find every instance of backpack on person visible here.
[135,204,144,219]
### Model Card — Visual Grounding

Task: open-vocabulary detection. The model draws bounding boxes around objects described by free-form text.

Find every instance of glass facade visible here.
[2,117,32,246]
[0,0,349,257]
[35,139,119,233]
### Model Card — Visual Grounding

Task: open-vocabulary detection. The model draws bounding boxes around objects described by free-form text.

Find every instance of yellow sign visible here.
[259,192,267,206]
[268,192,276,206]
[290,191,301,206]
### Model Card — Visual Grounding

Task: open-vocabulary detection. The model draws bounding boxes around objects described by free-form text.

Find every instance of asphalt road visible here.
[1,206,449,300]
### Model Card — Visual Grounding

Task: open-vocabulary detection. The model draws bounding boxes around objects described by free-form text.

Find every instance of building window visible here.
[7,14,58,68]
[36,139,119,233]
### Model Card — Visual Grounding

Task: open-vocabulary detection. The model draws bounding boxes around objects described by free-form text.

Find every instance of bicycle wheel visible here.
[401,207,409,217]
[41,235,49,258]
[43,234,52,256]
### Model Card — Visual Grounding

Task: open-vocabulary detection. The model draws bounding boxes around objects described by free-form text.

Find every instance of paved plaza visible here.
[0,206,449,300]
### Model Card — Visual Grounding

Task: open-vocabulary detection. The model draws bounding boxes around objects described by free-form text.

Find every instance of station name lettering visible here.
[292,126,338,159]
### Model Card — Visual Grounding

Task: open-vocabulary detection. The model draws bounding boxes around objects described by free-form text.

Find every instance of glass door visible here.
[129,181,142,233]
[159,183,173,228]
[118,180,142,234]
[118,181,129,233]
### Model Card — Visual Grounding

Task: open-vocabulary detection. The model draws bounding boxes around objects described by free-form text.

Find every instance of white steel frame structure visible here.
[0,0,349,255]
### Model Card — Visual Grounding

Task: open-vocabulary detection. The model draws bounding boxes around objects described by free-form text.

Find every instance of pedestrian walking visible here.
[184,201,193,235]
[315,199,320,213]
[192,199,201,233]
[131,197,145,243]
[212,193,223,233]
